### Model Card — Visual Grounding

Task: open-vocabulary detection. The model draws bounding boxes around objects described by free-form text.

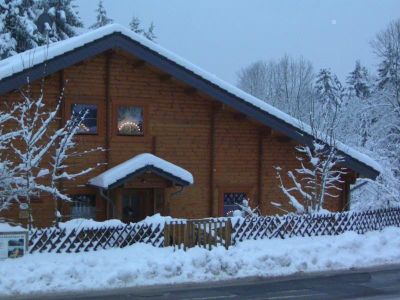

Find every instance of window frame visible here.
[112,100,149,140]
[64,98,104,142]
[71,103,99,135]
[69,194,97,220]
[116,105,145,136]
[218,187,253,217]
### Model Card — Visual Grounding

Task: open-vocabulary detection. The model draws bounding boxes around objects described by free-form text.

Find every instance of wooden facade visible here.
[0,29,373,228]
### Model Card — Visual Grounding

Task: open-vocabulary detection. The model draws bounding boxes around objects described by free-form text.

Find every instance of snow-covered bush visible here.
[232,199,260,218]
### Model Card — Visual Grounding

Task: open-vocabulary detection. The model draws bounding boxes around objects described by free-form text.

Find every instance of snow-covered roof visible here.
[89,153,194,189]
[0,24,381,177]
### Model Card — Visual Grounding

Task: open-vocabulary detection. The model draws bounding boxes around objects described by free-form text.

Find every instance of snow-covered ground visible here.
[1,227,400,297]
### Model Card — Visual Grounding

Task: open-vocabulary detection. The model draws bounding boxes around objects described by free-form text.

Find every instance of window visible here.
[70,194,96,219]
[71,104,98,134]
[117,106,144,136]
[223,192,248,217]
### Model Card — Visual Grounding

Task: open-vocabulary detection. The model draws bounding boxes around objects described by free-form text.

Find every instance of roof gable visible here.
[89,153,194,189]
[0,24,381,179]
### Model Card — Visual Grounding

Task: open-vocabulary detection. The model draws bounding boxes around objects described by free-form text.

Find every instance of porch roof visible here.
[88,153,194,189]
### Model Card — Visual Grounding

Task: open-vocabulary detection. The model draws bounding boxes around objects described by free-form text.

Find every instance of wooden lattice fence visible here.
[27,207,400,253]
[231,207,400,245]
[29,222,164,254]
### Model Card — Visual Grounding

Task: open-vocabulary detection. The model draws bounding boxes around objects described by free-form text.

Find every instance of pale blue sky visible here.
[75,0,400,84]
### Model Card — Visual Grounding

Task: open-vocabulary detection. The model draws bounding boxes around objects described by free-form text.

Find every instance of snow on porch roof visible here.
[0,24,381,178]
[88,153,194,189]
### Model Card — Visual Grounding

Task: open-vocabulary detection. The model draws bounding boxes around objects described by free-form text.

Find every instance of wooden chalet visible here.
[0,24,380,227]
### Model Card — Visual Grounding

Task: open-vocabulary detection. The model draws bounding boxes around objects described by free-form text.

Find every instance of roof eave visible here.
[0,32,379,179]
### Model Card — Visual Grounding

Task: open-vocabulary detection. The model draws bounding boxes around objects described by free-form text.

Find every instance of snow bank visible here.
[1,227,400,296]
[59,218,125,230]
[0,223,26,232]
[89,153,194,188]
[0,24,380,174]
[137,214,185,225]
[58,214,184,230]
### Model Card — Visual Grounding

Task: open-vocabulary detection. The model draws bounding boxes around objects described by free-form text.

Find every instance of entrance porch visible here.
[88,153,194,223]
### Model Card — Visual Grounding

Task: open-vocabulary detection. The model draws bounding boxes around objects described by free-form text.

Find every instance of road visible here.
[10,265,400,300]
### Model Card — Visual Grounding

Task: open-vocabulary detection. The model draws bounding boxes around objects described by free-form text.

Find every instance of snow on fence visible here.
[231,207,400,244]
[29,222,164,254]
[27,207,400,254]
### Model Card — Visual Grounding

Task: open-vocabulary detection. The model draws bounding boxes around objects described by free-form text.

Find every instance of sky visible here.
[75,0,400,84]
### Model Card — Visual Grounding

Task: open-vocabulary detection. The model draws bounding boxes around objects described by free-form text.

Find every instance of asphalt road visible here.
[9,265,400,300]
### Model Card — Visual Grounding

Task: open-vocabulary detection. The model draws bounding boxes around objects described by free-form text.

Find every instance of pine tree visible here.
[373,19,400,103]
[129,15,142,34]
[347,60,371,99]
[89,0,113,30]
[315,68,344,112]
[129,15,156,41]
[0,0,41,59]
[144,22,156,41]
[37,0,83,42]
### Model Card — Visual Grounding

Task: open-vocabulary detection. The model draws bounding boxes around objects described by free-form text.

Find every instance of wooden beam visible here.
[258,129,264,209]
[209,108,216,217]
[58,70,65,207]
[152,136,157,155]
[105,52,112,168]
[58,70,65,127]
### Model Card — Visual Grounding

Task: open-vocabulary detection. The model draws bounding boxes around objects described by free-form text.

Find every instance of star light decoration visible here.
[118,120,142,135]
[78,122,90,133]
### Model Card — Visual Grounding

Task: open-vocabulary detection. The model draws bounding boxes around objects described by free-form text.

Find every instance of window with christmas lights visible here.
[223,192,247,216]
[71,103,98,134]
[117,106,144,136]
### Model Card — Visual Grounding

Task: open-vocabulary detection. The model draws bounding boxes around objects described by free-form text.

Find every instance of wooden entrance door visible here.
[122,189,154,223]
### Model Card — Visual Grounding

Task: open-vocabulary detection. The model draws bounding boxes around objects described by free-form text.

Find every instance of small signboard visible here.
[0,232,28,259]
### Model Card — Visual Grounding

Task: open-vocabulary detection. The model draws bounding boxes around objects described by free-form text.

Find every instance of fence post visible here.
[184,221,189,250]
[225,219,232,249]
[164,223,170,247]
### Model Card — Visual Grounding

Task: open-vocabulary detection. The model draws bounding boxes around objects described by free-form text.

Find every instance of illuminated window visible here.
[223,192,247,217]
[117,106,144,136]
[71,104,98,134]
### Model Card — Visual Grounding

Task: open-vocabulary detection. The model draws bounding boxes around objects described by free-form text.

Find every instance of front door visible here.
[122,189,154,223]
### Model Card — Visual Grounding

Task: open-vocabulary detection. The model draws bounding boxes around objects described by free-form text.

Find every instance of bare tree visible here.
[11,83,63,229]
[237,55,315,121]
[45,111,103,226]
[274,101,346,214]
[9,80,102,228]
[0,106,24,212]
